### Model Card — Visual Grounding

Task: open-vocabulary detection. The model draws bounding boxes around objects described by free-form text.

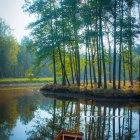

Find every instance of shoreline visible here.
[41,84,140,103]
[0,82,46,87]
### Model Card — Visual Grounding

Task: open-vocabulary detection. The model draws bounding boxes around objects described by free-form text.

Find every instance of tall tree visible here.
[0,18,19,78]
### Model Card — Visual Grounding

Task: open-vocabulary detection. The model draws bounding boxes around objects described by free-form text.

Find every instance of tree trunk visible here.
[99,1,107,89]
[122,45,126,86]
[106,24,112,83]
[69,50,74,84]
[118,0,123,89]
[128,5,133,87]
[53,49,57,84]
[95,0,101,88]
[113,0,117,89]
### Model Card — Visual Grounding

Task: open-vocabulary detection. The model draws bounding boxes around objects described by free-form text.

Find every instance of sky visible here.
[0,0,35,42]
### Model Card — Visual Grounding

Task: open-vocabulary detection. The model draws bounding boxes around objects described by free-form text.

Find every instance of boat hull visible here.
[54,131,84,140]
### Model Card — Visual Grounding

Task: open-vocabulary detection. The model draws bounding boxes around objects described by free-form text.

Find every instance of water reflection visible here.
[0,88,46,140]
[0,87,139,140]
[27,97,140,140]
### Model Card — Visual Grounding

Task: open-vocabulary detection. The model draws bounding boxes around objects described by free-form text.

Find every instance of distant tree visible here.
[0,18,19,78]
[17,36,34,77]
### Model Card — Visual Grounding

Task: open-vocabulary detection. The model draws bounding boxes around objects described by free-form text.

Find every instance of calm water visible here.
[0,86,140,140]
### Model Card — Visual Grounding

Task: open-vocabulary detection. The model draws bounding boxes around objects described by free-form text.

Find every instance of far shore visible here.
[0,77,53,84]
[0,83,46,88]
[0,77,53,88]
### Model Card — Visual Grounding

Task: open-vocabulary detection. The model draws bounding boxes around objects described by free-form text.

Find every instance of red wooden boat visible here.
[54,130,84,140]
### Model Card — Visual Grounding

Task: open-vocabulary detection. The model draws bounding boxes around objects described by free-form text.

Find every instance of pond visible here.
[0,86,140,140]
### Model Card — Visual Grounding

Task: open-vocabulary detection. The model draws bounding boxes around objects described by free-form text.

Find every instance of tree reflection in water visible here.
[27,98,139,140]
[0,90,45,140]
[0,89,138,140]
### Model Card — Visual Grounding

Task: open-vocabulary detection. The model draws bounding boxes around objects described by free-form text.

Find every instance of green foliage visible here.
[23,0,140,88]
[0,18,19,78]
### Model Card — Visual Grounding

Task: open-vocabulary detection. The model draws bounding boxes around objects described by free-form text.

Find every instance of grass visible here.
[41,82,140,103]
[0,77,53,83]
[78,81,140,94]
[41,80,140,95]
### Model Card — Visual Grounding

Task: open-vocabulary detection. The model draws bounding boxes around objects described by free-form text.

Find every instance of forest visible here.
[23,0,140,90]
[0,18,51,78]
[0,0,140,90]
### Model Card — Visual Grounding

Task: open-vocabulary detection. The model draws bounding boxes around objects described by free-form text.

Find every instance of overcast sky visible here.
[0,0,34,42]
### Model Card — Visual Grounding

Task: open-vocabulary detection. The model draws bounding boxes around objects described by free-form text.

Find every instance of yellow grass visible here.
[79,80,140,94]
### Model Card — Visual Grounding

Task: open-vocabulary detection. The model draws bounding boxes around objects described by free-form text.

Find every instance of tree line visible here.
[23,0,140,89]
[0,18,49,78]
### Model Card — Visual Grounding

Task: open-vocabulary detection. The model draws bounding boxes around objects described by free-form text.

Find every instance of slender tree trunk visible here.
[128,5,133,87]
[53,50,57,84]
[122,46,126,86]
[113,0,117,89]
[99,37,102,87]
[118,0,123,89]
[69,50,74,84]
[63,46,66,85]
[106,25,112,83]
[91,38,97,84]
[73,49,78,84]
[99,1,107,89]
[85,46,88,85]
[87,36,93,88]
[57,45,70,85]
[74,50,78,85]
[97,29,101,88]
[95,0,101,88]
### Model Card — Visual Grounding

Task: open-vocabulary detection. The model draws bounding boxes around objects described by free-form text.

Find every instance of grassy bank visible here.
[41,81,140,102]
[0,77,53,84]
[41,81,140,94]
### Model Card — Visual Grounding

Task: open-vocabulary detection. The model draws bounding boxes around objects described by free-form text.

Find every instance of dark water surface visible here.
[0,86,140,140]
